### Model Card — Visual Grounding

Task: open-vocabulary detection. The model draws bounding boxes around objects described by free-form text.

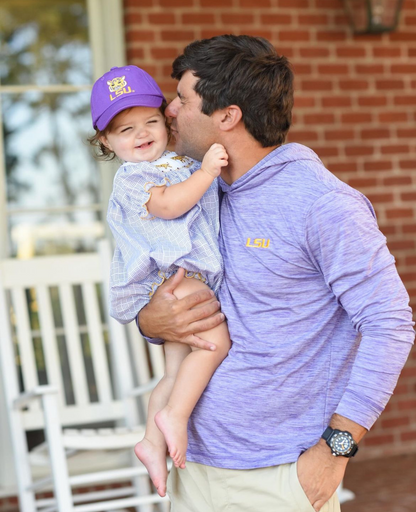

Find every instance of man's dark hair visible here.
[171,34,294,147]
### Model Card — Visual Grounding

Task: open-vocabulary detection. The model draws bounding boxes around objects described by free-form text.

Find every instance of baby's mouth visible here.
[137,141,154,149]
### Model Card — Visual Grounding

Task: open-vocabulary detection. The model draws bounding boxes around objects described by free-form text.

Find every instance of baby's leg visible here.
[135,342,190,496]
[155,278,231,469]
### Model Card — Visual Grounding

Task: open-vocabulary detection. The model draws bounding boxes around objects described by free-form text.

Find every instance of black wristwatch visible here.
[321,427,358,458]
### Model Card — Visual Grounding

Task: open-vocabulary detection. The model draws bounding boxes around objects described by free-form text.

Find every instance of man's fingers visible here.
[186,334,217,351]
[162,268,185,294]
[180,288,216,310]
[189,311,225,334]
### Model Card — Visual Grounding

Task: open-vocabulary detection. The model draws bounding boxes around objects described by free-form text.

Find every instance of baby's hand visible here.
[201,143,228,178]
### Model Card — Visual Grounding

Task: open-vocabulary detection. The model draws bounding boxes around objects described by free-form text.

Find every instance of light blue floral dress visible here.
[107,150,223,324]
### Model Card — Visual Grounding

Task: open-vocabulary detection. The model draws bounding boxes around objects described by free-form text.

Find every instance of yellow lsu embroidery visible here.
[107,76,134,101]
[246,238,270,249]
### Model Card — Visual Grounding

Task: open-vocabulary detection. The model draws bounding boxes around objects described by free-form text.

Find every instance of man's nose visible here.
[165,98,179,117]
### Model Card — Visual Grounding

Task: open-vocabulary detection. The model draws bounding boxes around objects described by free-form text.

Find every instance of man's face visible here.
[165,71,218,161]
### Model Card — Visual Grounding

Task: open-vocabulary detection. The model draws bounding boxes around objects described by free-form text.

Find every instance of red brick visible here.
[366,193,394,205]
[322,97,352,108]
[160,0,193,5]
[376,80,405,90]
[324,130,355,141]
[364,434,395,446]
[221,13,254,24]
[398,128,416,138]
[291,63,313,75]
[398,399,416,411]
[379,112,408,123]
[391,64,416,74]
[182,13,215,24]
[381,416,410,429]
[389,31,416,41]
[380,145,410,155]
[316,31,347,42]
[383,176,412,186]
[400,160,416,170]
[339,80,369,91]
[126,31,155,42]
[364,161,393,172]
[148,13,176,24]
[403,223,416,233]
[151,48,179,60]
[373,47,402,58]
[279,30,310,42]
[336,47,367,58]
[298,14,329,25]
[311,146,339,157]
[401,430,416,442]
[356,64,384,74]
[404,15,416,25]
[318,64,349,75]
[127,48,145,59]
[239,0,271,6]
[345,146,374,157]
[329,163,358,174]
[315,0,344,9]
[126,13,142,23]
[161,30,195,42]
[299,47,330,58]
[304,113,335,124]
[390,239,416,250]
[341,113,372,124]
[394,95,416,106]
[277,0,309,7]
[261,14,292,25]
[348,178,378,188]
[358,96,387,107]
[294,96,316,108]
[287,130,319,142]
[301,80,333,91]
[124,0,153,6]
[201,0,233,5]
[361,128,390,139]
[386,209,415,220]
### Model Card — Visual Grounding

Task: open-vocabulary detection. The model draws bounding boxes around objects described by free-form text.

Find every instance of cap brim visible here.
[95,93,164,131]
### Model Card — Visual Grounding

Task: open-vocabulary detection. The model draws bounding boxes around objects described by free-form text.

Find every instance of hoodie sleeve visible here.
[305,189,415,429]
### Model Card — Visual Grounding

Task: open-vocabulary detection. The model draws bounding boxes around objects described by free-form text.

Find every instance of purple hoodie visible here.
[186,143,414,469]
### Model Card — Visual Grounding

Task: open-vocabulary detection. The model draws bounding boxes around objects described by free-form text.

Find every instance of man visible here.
[134,35,415,511]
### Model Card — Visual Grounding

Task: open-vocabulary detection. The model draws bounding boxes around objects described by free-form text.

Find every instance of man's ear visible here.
[99,135,113,151]
[218,105,242,132]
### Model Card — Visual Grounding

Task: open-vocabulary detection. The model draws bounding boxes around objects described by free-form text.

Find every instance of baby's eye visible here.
[147,120,158,124]
[120,127,132,133]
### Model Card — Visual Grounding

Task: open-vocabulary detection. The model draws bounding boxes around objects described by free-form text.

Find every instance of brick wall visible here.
[123,0,416,459]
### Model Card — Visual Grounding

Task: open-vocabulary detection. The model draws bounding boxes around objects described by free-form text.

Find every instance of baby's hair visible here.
[88,100,170,161]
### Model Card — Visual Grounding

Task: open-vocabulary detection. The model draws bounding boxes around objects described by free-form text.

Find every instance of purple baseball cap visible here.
[91,66,166,131]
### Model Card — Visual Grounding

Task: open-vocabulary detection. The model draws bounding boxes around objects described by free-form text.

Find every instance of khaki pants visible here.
[167,460,341,512]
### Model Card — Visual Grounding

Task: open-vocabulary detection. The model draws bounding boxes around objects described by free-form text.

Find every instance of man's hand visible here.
[138,268,225,350]
[297,440,348,511]
[297,414,366,511]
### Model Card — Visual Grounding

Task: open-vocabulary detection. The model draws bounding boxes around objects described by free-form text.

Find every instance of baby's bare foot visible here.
[134,438,167,496]
[155,406,188,469]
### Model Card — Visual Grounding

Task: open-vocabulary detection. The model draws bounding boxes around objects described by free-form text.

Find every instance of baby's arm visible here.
[147,143,227,220]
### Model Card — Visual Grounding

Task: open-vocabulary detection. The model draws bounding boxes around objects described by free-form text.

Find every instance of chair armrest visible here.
[13,385,59,409]
[128,378,159,397]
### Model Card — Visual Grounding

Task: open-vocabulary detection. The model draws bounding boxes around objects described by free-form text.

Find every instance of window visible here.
[0,0,125,258]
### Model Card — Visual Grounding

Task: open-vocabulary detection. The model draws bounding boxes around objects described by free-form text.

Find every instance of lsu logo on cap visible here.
[107,76,134,101]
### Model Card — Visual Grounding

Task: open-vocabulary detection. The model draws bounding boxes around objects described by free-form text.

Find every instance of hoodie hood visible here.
[219,143,323,194]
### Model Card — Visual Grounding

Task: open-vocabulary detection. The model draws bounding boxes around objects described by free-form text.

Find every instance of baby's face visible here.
[101,106,168,163]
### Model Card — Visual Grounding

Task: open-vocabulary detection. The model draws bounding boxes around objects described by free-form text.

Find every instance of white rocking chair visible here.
[0,240,168,512]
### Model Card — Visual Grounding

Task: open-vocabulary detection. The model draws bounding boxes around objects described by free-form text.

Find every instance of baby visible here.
[89,66,231,497]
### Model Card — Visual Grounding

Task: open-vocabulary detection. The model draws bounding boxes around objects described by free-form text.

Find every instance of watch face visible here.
[330,432,354,455]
